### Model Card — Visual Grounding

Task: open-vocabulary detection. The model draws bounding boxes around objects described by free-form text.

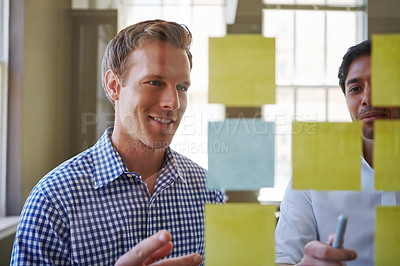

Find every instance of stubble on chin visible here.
[363,126,374,140]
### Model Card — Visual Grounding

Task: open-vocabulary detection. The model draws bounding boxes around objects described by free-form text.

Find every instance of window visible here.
[259,0,366,202]
[0,0,9,217]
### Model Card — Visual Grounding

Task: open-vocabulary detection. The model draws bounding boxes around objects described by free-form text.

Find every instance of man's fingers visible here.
[328,234,335,246]
[143,242,173,264]
[114,231,202,266]
[115,230,172,266]
[300,257,347,266]
[152,253,203,266]
[304,241,357,261]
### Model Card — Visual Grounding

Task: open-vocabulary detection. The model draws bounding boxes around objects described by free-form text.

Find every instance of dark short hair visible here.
[101,19,193,105]
[338,39,371,94]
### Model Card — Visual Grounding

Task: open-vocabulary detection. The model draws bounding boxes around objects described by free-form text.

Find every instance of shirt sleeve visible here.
[275,179,318,265]
[215,189,225,203]
[11,187,71,265]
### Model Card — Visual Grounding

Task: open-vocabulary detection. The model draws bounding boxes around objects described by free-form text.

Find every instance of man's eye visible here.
[177,85,188,91]
[149,81,161,86]
[349,86,361,93]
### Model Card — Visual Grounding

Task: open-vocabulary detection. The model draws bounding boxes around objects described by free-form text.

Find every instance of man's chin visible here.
[148,138,173,150]
[363,128,374,140]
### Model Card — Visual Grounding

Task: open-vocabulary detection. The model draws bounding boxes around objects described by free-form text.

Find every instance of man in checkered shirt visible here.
[11,19,224,265]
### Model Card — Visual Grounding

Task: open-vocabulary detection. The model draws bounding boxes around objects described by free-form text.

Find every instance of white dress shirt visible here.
[275,157,400,266]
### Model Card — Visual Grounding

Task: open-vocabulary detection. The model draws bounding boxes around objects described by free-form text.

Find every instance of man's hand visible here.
[297,239,357,266]
[115,230,203,266]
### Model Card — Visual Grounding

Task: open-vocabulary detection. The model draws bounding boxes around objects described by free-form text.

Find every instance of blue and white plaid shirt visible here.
[11,127,224,265]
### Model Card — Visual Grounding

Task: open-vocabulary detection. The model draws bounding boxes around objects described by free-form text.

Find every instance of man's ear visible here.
[104,70,121,102]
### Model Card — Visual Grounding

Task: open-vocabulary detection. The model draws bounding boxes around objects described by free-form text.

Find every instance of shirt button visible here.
[126,174,133,178]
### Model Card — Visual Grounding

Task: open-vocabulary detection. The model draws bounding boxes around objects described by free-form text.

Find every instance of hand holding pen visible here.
[295,214,357,266]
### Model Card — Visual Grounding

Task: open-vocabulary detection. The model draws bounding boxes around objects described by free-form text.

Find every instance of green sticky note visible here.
[372,34,400,106]
[205,203,276,266]
[207,119,275,190]
[209,35,275,106]
[374,120,400,190]
[375,206,400,265]
[292,121,362,190]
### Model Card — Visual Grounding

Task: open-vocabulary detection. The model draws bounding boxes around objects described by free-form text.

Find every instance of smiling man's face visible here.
[345,54,400,139]
[112,41,191,150]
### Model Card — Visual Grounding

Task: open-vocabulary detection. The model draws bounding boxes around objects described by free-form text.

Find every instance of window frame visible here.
[0,0,9,217]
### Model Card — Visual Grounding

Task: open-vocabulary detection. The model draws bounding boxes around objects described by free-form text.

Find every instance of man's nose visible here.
[160,85,180,111]
[362,84,371,106]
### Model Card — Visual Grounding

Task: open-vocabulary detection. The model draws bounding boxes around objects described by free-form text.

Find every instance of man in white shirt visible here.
[275,40,400,266]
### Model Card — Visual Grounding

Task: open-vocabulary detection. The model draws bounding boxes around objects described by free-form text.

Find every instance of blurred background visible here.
[1,0,399,263]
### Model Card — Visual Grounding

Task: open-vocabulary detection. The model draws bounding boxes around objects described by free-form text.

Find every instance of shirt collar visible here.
[91,127,187,188]
[162,147,187,184]
[91,127,126,189]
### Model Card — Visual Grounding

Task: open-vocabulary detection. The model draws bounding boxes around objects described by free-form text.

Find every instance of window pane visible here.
[123,6,163,25]
[192,0,224,4]
[266,87,295,121]
[326,11,356,85]
[160,6,192,24]
[296,87,326,121]
[72,0,118,9]
[260,87,293,202]
[327,87,352,122]
[270,87,294,176]
[296,0,325,4]
[124,6,194,26]
[72,0,89,9]
[126,0,163,4]
[295,11,325,84]
[163,0,193,4]
[263,10,294,85]
[327,0,364,5]
[191,5,225,92]
[264,0,364,5]
[263,0,295,4]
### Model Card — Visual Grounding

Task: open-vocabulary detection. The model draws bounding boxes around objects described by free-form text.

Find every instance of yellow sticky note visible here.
[205,203,276,266]
[375,206,400,265]
[292,121,362,190]
[374,120,400,190]
[209,35,275,107]
[371,34,400,106]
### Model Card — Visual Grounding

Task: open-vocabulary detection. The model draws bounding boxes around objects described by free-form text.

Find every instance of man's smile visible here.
[150,116,175,124]
[357,108,391,123]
